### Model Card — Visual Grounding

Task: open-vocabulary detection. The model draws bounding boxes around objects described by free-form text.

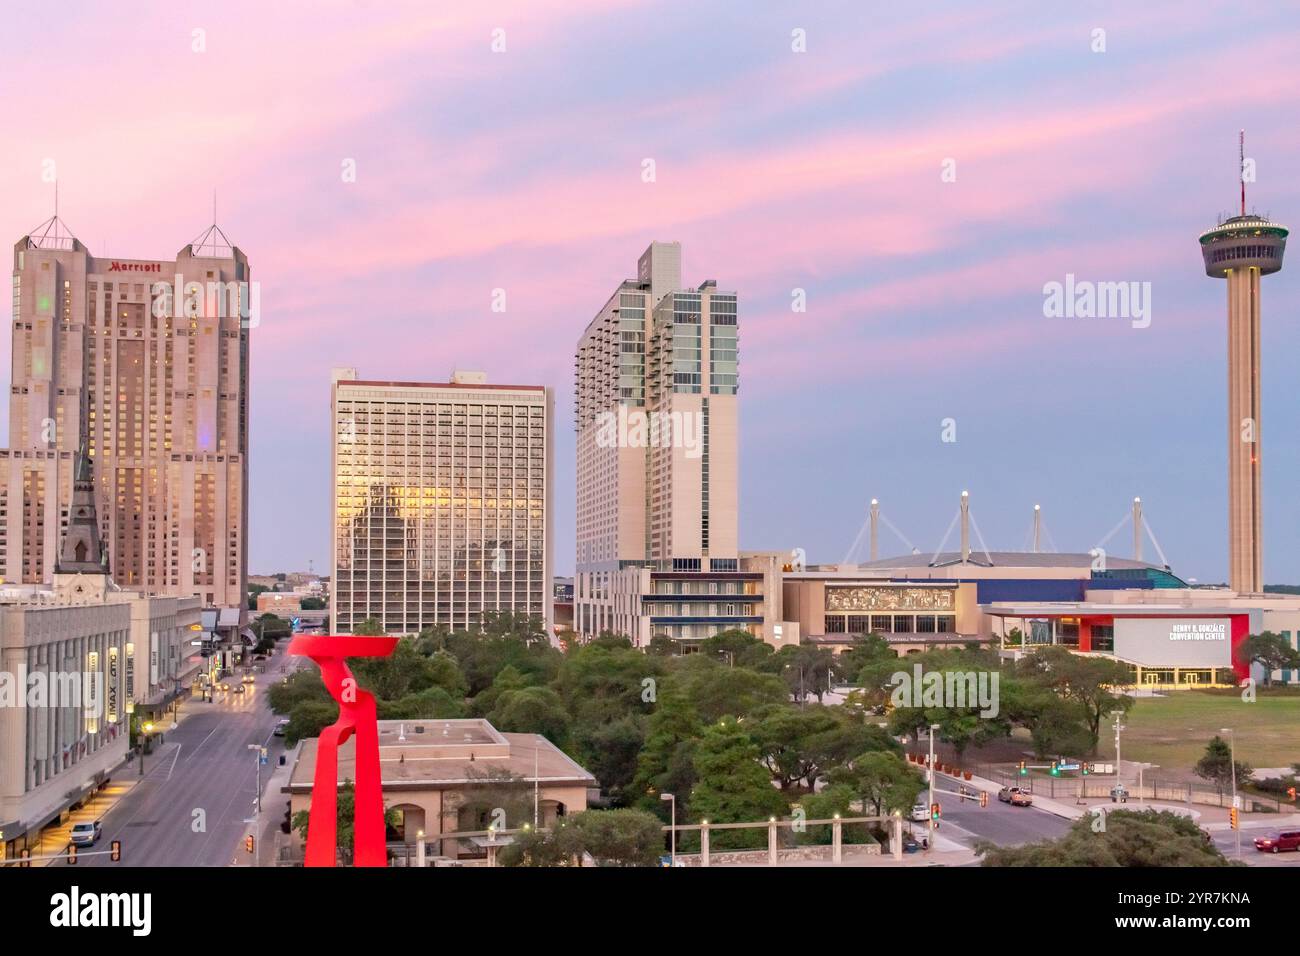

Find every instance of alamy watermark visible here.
[149,276,260,328]
[1042,273,1151,329]
[889,664,1000,718]
[594,407,702,459]
[0,668,104,714]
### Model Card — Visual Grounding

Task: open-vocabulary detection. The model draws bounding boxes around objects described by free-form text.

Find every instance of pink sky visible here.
[3,1,1299,583]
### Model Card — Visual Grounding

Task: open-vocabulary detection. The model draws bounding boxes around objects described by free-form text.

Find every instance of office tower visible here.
[330,369,553,635]
[2,214,250,608]
[1199,137,1288,593]
[574,242,787,647]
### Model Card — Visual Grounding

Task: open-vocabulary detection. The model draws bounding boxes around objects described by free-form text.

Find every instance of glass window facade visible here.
[333,384,549,634]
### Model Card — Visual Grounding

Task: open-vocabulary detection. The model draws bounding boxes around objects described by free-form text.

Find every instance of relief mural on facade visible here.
[825,586,955,612]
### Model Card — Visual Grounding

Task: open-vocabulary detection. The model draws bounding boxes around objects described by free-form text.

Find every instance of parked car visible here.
[273,719,290,737]
[998,786,1033,806]
[910,801,930,822]
[70,820,102,847]
[1254,831,1300,853]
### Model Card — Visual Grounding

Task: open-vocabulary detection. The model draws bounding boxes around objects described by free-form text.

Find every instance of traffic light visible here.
[110,840,121,862]
[1018,761,1027,776]
[66,844,77,865]
[1081,762,1090,775]
[1288,787,1297,802]
[979,791,989,808]
[245,834,255,854]
[1050,761,1059,776]
[19,849,30,868]
[931,802,941,820]
[1229,807,1239,830]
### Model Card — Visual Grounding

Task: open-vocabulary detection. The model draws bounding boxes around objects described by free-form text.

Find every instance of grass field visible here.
[1095,688,1300,775]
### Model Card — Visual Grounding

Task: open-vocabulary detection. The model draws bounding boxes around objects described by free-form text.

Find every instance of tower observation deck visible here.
[1200,198,1288,592]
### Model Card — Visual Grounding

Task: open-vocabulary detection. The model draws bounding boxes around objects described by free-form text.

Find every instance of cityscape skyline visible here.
[3,2,1299,585]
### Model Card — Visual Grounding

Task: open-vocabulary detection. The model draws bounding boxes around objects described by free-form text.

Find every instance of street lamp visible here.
[1221,727,1240,859]
[247,744,265,814]
[660,792,676,867]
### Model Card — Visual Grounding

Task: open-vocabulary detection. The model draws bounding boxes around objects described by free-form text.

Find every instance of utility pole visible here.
[927,723,939,850]
[1114,719,1124,795]
[247,744,263,813]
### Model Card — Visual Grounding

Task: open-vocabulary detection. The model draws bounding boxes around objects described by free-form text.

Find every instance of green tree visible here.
[553,640,663,726]
[496,824,578,867]
[977,809,1235,867]
[770,644,838,702]
[467,664,531,718]
[572,714,646,805]
[378,686,464,720]
[632,687,701,817]
[1194,735,1253,795]
[827,750,925,818]
[1238,631,1300,686]
[674,656,788,723]
[1017,646,1133,752]
[490,686,571,746]
[568,808,664,866]
[793,784,873,845]
[698,630,777,670]
[284,700,338,746]
[299,596,327,611]
[688,721,788,849]
[353,618,385,636]
[836,634,896,686]
[750,704,895,791]
[268,667,329,715]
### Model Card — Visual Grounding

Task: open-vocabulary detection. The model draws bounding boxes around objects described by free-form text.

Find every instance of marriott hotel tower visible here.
[3,214,250,609]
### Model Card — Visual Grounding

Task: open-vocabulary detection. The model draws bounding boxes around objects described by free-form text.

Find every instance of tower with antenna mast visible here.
[1198,130,1288,594]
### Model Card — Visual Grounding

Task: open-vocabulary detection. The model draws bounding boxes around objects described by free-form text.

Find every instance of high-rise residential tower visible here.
[330,369,553,636]
[2,214,250,608]
[574,242,792,647]
[1199,139,1288,594]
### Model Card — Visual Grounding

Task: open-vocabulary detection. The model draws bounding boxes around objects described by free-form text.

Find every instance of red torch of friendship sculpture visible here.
[288,634,398,867]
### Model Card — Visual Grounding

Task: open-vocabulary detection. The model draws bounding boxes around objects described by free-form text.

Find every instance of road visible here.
[80,650,297,867]
[920,778,1073,849]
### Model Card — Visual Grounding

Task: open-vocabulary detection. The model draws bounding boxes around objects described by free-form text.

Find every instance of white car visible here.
[910,801,930,823]
[70,820,102,847]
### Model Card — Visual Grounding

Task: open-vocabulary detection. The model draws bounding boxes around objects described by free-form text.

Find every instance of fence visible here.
[970,762,1288,812]
[279,816,906,867]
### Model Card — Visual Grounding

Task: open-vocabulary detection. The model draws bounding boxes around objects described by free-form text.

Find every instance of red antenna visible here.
[1239,129,1246,216]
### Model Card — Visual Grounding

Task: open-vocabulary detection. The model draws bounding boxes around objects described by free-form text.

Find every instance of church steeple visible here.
[57,440,107,574]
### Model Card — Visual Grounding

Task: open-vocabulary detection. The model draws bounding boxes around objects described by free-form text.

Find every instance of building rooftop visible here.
[795,552,1168,574]
[285,719,596,793]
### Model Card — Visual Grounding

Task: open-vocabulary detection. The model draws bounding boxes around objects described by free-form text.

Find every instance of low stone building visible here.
[283,718,595,860]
